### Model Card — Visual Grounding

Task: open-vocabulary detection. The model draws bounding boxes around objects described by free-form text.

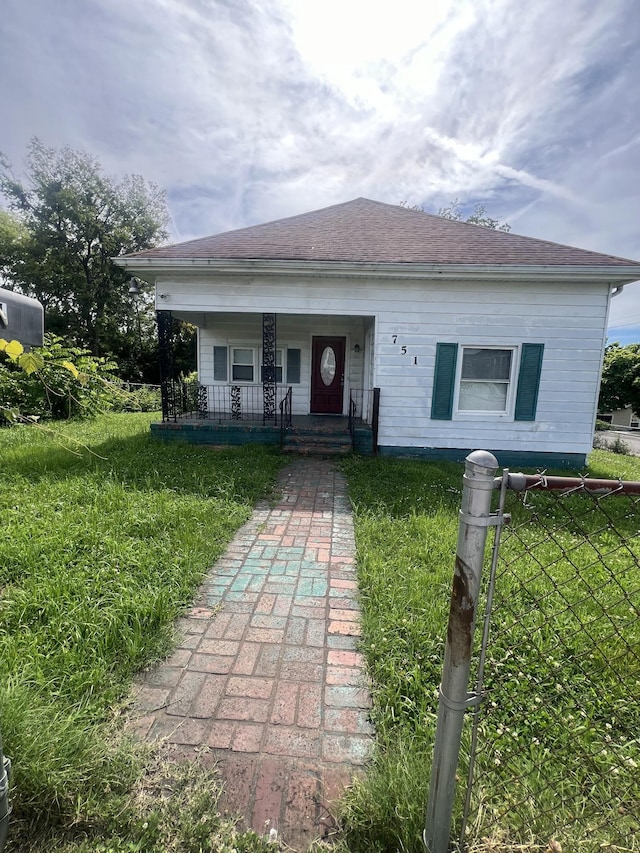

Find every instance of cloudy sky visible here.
[1,0,639,339]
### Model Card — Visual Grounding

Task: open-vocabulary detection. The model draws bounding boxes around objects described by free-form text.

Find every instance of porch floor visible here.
[151,415,374,455]
[151,413,374,456]
[172,415,352,430]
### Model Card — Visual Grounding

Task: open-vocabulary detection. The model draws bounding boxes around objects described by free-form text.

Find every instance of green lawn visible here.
[3,418,639,853]
[340,451,640,853]
[0,413,283,852]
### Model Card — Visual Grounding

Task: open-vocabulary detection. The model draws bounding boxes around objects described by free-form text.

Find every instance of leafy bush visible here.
[109,384,161,413]
[0,335,122,421]
[593,431,631,454]
[606,434,631,454]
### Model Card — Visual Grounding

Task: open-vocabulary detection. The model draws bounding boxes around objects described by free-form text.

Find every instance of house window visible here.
[213,345,303,385]
[261,349,283,383]
[231,348,255,382]
[431,342,544,422]
[213,346,228,381]
[287,348,301,384]
[457,347,514,413]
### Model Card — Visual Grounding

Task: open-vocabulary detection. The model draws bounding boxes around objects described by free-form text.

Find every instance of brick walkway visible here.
[128,459,373,850]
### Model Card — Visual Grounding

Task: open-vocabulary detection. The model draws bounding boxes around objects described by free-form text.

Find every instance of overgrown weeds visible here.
[338,457,462,852]
[592,431,631,454]
[0,413,283,850]
[21,744,279,853]
[340,452,640,853]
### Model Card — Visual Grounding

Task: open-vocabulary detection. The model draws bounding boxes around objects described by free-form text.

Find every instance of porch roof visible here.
[122,198,640,271]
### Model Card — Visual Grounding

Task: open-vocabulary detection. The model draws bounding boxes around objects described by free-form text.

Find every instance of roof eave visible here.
[112,256,640,284]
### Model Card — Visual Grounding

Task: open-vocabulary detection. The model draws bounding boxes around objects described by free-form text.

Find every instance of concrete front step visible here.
[283,434,352,455]
[283,443,352,456]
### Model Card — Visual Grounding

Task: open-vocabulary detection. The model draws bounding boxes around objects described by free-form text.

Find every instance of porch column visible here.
[157,310,175,422]
[262,313,277,424]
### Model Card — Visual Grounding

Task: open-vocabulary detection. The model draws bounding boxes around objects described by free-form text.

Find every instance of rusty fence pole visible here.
[424,450,499,853]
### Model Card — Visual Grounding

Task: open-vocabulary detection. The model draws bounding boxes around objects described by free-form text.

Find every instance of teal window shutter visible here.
[431,343,458,420]
[286,348,301,384]
[515,343,544,421]
[213,346,228,381]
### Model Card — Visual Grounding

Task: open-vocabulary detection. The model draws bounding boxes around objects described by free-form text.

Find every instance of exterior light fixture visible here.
[354,344,361,353]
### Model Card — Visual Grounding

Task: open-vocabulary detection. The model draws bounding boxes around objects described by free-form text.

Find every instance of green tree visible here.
[400,198,511,231]
[437,198,511,232]
[0,139,170,367]
[0,209,28,282]
[598,342,640,415]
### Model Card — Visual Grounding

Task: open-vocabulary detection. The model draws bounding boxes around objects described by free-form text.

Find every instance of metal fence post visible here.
[424,450,499,853]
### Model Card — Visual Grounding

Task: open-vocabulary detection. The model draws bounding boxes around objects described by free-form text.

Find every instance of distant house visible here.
[116,198,640,467]
[598,407,639,429]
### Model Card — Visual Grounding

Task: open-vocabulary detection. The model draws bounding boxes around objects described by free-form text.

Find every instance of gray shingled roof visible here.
[125,198,640,267]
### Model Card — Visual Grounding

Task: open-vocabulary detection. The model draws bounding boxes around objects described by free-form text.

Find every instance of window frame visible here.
[453,345,519,418]
[221,345,291,385]
[230,346,257,384]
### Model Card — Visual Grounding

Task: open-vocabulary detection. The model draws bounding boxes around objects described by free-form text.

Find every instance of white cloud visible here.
[1,0,639,324]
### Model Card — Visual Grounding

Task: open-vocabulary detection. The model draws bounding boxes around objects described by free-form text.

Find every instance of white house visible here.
[598,407,639,429]
[116,198,640,467]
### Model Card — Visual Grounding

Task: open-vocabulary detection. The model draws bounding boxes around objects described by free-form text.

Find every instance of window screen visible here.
[458,348,512,412]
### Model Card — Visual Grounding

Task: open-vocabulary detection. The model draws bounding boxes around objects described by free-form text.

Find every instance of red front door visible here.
[310,337,345,414]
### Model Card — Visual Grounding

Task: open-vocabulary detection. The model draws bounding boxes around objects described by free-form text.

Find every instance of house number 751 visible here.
[392,335,417,364]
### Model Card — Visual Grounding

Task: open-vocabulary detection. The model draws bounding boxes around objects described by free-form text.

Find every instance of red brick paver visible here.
[128,459,373,851]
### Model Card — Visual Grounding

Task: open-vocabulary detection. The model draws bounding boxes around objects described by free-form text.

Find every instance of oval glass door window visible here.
[320,347,336,385]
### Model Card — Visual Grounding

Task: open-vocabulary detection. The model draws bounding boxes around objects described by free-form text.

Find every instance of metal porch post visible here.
[262,313,276,424]
[157,310,175,422]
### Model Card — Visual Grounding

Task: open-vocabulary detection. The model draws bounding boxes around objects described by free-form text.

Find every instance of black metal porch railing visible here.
[349,388,366,424]
[348,393,357,449]
[349,387,380,455]
[349,388,380,425]
[279,387,292,448]
[162,381,293,425]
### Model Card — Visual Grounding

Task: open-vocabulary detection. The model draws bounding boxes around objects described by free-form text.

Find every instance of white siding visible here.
[162,273,611,456]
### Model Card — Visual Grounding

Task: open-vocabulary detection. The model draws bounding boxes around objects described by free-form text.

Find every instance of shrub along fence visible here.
[114,382,161,412]
[425,452,640,853]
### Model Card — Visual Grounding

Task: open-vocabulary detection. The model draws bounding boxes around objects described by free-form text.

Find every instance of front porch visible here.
[151,410,377,455]
[155,308,379,453]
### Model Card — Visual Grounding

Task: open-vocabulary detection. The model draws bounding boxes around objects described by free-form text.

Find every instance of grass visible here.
[0,413,284,852]
[339,452,640,853]
[4,417,639,852]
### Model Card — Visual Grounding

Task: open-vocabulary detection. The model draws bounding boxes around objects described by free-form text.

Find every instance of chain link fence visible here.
[462,473,640,851]
[425,454,640,853]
